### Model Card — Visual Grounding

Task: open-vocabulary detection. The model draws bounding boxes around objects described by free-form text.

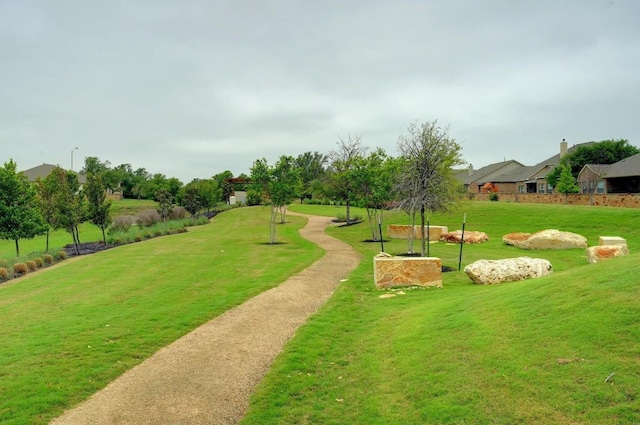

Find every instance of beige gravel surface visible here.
[50,213,361,425]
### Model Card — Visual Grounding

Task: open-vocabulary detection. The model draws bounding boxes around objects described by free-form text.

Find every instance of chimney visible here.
[468,164,474,176]
[560,138,568,158]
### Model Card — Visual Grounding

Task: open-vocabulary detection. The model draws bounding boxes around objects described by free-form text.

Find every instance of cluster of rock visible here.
[586,236,629,264]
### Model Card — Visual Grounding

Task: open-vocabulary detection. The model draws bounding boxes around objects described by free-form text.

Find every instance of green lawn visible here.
[0,206,323,425]
[2,201,639,424]
[240,202,640,424]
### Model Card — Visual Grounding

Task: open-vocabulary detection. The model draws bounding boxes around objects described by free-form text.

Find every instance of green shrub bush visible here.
[55,251,67,261]
[13,263,28,275]
[0,259,9,268]
[489,192,499,202]
[170,206,189,220]
[135,235,143,242]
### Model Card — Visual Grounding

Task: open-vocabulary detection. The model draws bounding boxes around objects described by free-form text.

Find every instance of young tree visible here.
[352,148,399,242]
[250,156,301,244]
[0,160,47,257]
[85,172,112,243]
[48,166,86,255]
[34,177,57,253]
[556,164,580,203]
[396,120,464,257]
[327,135,368,225]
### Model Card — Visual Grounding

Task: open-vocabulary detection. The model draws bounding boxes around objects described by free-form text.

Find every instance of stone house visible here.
[578,153,640,194]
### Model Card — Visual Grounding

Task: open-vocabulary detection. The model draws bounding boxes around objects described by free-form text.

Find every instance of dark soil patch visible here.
[63,242,117,257]
[333,219,364,227]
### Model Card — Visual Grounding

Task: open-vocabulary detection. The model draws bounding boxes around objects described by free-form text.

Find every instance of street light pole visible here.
[71,147,78,171]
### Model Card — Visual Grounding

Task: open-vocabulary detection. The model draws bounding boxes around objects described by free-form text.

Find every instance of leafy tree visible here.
[352,148,399,242]
[295,151,328,202]
[326,135,368,225]
[395,120,464,257]
[85,172,112,243]
[34,177,57,253]
[556,164,580,203]
[0,160,47,257]
[547,139,639,186]
[212,170,234,204]
[180,184,202,217]
[155,188,174,222]
[48,166,86,255]
[250,156,301,244]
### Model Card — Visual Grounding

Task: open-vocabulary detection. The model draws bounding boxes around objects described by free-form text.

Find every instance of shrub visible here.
[43,254,54,264]
[13,263,28,275]
[177,227,188,234]
[154,230,163,237]
[489,192,499,202]
[335,214,363,223]
[137,209,161,227]
[135,235,143,242]
[170,206,189,220]
[26,261,37,271]
[109,215,137,234]
[55,251,67,261]
[0,259,9,269]
[0,267,7,280]
[34,258,45,268]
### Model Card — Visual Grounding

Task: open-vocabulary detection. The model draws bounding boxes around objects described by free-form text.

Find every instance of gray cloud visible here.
[2,0,639,181]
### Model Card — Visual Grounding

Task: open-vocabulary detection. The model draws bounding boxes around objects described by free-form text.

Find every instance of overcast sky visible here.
[2,0,639,182]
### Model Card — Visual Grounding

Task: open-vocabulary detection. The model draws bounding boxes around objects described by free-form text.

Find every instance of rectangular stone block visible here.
[374,256,443,289]
[599,236,627,246]
[387,225,448,241]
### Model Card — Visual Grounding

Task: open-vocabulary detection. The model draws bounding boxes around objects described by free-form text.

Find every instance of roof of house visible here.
[22,163,87,184]
[579,164,612,179]
[603,153,640,178]
[461,160,524,185]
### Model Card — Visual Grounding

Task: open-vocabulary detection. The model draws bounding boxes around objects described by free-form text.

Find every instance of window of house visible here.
[597,181,604,194]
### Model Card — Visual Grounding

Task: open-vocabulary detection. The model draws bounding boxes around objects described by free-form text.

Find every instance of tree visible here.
[327,135,368,225]
[85,172,112,243]
[180,184,202,217]
[0,160,47,257]
[250,156,301,244]
[352,148,400,242]
[547,139,639,187]
[155,188,174,222]
[556,164,579,203]
[294,151,328,202]
[395,120,464,257]
[34,177,57,253]
[48,166,86,255]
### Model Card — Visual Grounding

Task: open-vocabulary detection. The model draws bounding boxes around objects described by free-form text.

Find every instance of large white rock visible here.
[464,257,553,285]
[503,229,587,250]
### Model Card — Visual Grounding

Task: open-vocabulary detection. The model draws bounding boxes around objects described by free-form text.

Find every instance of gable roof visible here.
[603,153,640,178]
[22,163,87,184]
[461,160,524,185]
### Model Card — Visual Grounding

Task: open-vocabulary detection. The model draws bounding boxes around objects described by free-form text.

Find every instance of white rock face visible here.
[503,229,587,250]
[464,257,553,285]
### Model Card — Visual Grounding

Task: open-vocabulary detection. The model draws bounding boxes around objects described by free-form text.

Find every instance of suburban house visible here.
[463,140,596,194]
[578,153,640,194]
[21,163,87,185]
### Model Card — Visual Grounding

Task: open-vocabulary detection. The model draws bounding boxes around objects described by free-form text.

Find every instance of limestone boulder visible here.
[440,230,488,244]
[464,257,553,285]
[586,245,629,264]
[374,256,442,289]
[503,229,587,250]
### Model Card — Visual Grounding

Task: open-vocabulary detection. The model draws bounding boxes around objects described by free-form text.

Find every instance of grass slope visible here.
[0,206,323,425]
[240,202,640,424]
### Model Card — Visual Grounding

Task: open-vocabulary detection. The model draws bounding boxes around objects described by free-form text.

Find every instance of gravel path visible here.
[50,213,361,425]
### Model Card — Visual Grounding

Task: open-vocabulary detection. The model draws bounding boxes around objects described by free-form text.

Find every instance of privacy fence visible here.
[471,193,640,208]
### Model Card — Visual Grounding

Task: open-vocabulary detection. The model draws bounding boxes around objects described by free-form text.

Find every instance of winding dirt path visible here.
[50,213,361,425]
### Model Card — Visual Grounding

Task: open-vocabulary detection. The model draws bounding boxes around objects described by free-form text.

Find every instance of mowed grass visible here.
[0,206,323,425]
[0,199,157,262]
[241,202,640,424]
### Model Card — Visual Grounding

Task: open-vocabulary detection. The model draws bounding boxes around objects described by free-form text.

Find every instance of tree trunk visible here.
[345,201,351,225]
[14,239,20,258]
[420,206,426,257]
[407,211,416,254]
[269,206,277,244]
[46,229,50,253]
